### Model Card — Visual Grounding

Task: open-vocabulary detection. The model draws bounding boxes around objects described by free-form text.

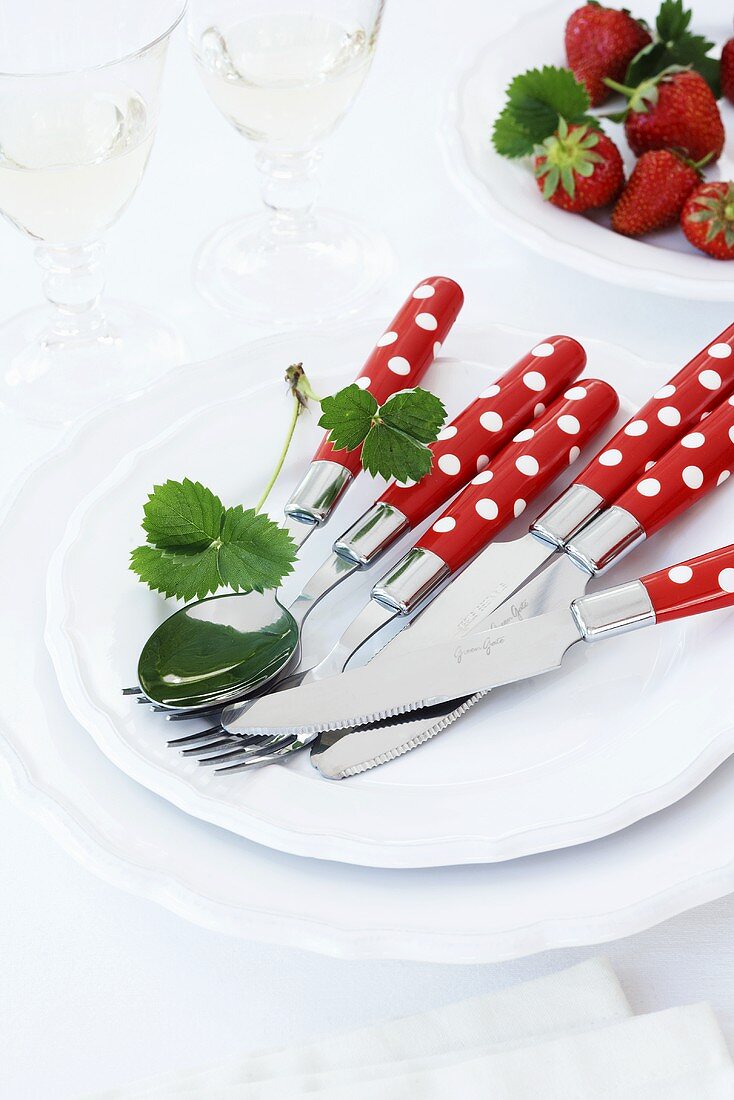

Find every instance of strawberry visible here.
[681,182,734,259]
[611,149,703,237]
[534,120,624,213]
[565,2,652,107]
[722,38,734,105]
[606,68,725,164]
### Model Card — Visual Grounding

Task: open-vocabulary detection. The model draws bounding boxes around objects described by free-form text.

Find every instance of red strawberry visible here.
[722,38,734,105]
[607,68,725,164]
[681,182,734,259]
[534,120,624,213]
[565,2,651,107]
[611,150,703,237]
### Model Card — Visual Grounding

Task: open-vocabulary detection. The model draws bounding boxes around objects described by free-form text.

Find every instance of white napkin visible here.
[99,959,630,1098]
[95,959,733,1100]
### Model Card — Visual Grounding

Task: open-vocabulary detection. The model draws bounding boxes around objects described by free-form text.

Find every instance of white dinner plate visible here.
[446,0,734,301]
[44,322,734,868]
[3,326,734,962]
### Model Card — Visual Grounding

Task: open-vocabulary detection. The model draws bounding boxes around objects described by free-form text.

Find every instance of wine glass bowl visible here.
[0,0,187,424]
[188,0,393,325]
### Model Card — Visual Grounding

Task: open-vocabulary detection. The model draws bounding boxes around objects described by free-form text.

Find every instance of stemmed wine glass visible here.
[0,0,187,425]
[187,0,392,325]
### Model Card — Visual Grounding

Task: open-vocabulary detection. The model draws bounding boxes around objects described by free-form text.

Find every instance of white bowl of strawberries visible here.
[450,0,734,298]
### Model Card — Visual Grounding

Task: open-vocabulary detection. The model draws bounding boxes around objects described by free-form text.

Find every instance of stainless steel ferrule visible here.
[572,580,656,641]
[284,460,353,527]
[333,502,410,567]
[565,505,646,576]
[531,484,605,549]
[371,547,450,615]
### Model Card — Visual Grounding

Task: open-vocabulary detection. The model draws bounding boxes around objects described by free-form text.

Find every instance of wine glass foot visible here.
[193,209,395,326]
[0,301,187,426]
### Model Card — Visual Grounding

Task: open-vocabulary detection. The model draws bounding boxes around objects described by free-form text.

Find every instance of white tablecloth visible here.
[2,0,734,1095]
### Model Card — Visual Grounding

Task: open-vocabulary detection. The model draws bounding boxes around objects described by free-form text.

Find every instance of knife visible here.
[213,379,618,749]
[304,541,734,775]
[311,393,734,776]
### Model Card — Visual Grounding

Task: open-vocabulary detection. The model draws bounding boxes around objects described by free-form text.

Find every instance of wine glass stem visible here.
[255,148,321,238]
[35,241,107,338]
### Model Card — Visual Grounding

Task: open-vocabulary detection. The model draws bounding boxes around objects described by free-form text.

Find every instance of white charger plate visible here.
[446,0,734,301]
[44,322,734,868]
[3,322,734,962]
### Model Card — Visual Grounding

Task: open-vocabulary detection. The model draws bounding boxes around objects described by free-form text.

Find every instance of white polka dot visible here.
[558,414,581,435]
[480,384,500,399]
[708,343,732,358]
[394,479,416,489]
[476,454,489,472]
[433,342,442,357]
[718,470,731,486]
[730,395,734,406]
[534,403,546,418]
[569,446,581,464]
[655,384,676,399]
[516,455,540,476]
[701,410,712,419]
[377,330,398,347]
[415,313,438,331]
[564,386,587,400]
[669,565,693,584]
[437,424,457,440]
[514,499,526,518]
[719,568,734,592]
[438,453,461,476]
[472,469,494,485]
[681,432,705,448]
[531,342,555,357]
[683,465,704,489]
[699,369,722,390]
[475,498,499,520]
[355,376,371,390]
[432,516,456,533]
[523,371,546,392]
[513,428,535,442]
[388,356,411,375]
[645,461,656,471]
[637,478,661,497]
[413,284,436,299]
[658,406,681,427]
[599,449,623,466]
[729,426,734,445]
[625,420,648,436]
[480,410,504,432]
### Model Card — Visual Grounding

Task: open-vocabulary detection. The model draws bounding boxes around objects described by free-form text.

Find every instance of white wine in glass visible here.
[0,0,187,425]
[189,1,393,325]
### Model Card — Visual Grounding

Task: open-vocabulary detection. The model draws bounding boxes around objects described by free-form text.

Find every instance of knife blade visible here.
[226,543,734,746]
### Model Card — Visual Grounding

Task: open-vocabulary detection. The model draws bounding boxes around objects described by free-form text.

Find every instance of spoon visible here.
[137,333,586,715]
[130,277,465,712]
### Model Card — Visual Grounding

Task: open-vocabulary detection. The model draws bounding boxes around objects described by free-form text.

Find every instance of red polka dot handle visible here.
[312,276,464,474]
[415,378,619,573]
[377,335,587,526]
[614,395,734,536]
[641,544,734,623]
[577,323,734,504]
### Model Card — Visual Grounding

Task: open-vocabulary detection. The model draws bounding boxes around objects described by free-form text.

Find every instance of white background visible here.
[2,0,734,1095]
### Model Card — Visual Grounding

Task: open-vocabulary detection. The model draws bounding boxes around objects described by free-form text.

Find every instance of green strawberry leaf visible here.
[378,388,447,444]
[492,67,593,157]
[141,478,224,550]
[318,384,379,451]
[131,483,297,601]
[624,1,720,96]
[361,389,447,483]
[655,0,691,40]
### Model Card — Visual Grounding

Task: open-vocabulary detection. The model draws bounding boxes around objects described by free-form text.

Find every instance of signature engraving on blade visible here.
[453,635,505,664]
[456,581,510,633]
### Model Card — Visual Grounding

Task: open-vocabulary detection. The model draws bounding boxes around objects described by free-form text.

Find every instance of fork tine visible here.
[165,707,223,722]
[180,737,238,757]
[197,735,284,767]
[167,724,226,747]
[122,686,142,696]
[214,740,302,773]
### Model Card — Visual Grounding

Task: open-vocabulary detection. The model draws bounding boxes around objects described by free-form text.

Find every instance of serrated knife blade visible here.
[222,607,581,738]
